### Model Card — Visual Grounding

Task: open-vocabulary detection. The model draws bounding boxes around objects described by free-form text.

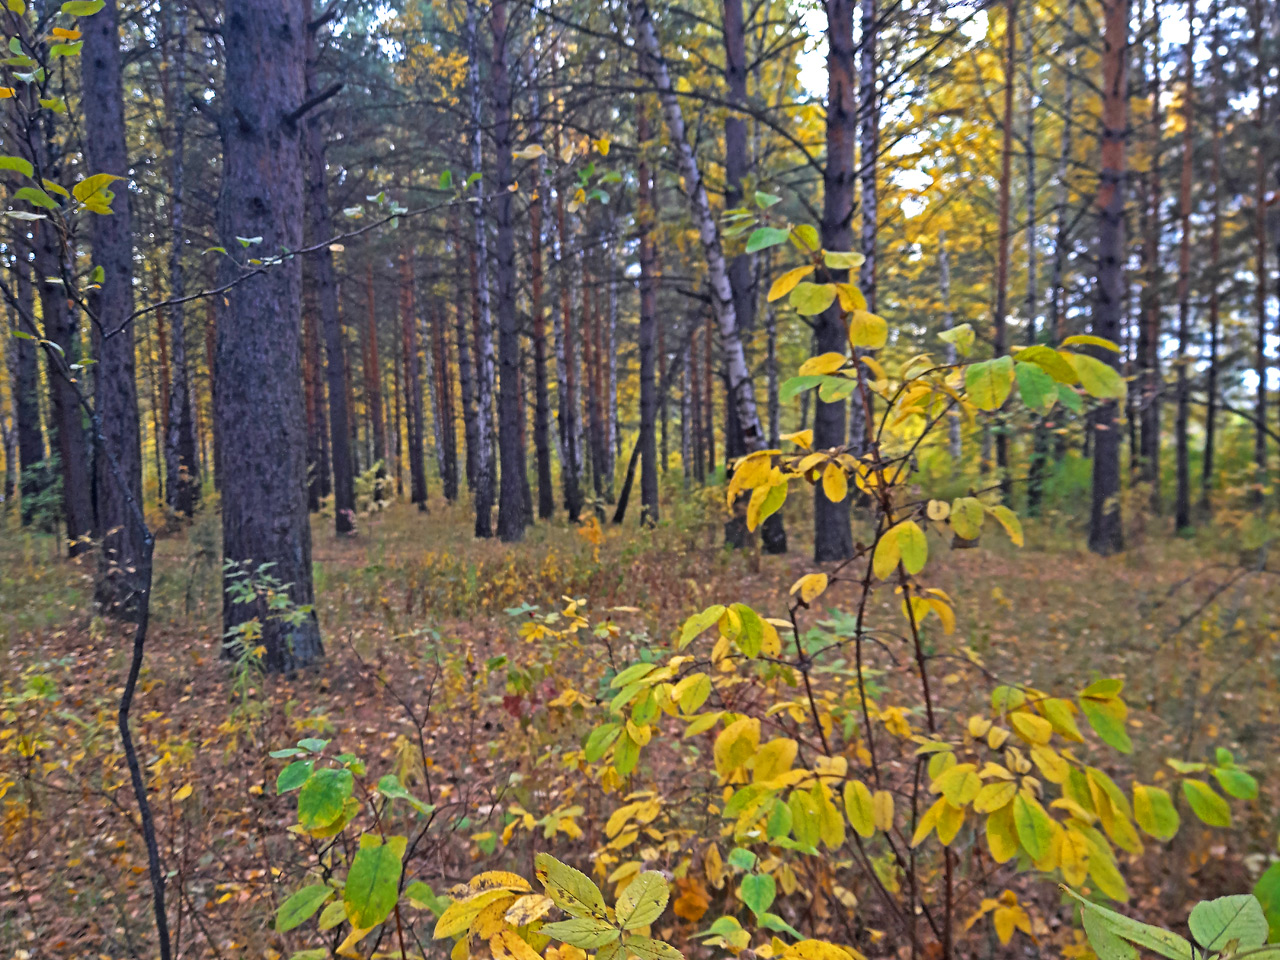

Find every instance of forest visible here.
[1,0,1279,957]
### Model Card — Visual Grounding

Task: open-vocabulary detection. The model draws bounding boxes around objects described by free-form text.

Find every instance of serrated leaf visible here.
[535,853,608,919]
[617,872,669,929]
[541,917,620,949]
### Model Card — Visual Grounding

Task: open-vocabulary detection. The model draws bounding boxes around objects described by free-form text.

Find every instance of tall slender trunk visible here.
[629,0,767,460]
[432,300,459,501]
[1201,0,1223,514]
[939,232,963,461]
[528,52,554,520]
[682,338,694,488]
[217,0,321,669]
[466,0,496,537]
[1251,0,1268,499]
[364,264,387,497]
[204,299,220,492]
[992,0,1016,499]
[605,225,621,479]
[163,1,199,517]
[553,171,583,520]
[1172,0,1196,530]
[492,0,523,540]
[704,314,716,475]
[391,318,404,498]
[402,254,427,510]
[1024,0,1051,517]
[303,9,354,534]
[1047,0,1076,464]
[9,237,44,525]
[1088,0,1130,556]
[815,0,857,562]
[303,289,324,511]
[450,214,480,495]
[637,106,660,526]
[1138,0,1163,505]
[84,0,144,614]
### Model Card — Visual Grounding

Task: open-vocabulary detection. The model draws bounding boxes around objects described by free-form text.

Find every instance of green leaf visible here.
[896,520,927,575]
[1213,766,1259,800]
[535,853,608,919]
[780,375,822,402]
[965,355,1015,411]
[1013,792,1054,861]
[754,190,782,208]
[611,662,656,688]
[1079,695,1132,754]
[939,323,976,357]
[1064,351,1126,400]
[405,880,448,915]
[343,834,406,929]
[726,604,764,657]
[1253,862,1280,943]
[950,497,985,540]
[1015,360,1058,413]
[297,737,330,753]
[745,227,788,253]
[49,41,82,57]
[584,723,622,762]
[1188,895,1268,953]
[296,767,353,830]
[791,224,820,251]
[541,918,620,949]
[757,912,804,939]
[615,871,669,929]
[275,883,333,932]
[1132,785,1179,841]
[276,760,313,794]
[14,186,57,209]
[624,936,685,960]
[1062,887,1196,960]
[61,0,105,13]
[738,873,776,918]
[1057,385,1084,413]
[376,773,432,814]
[71,172,121,203]
[678,605,726,649]
[788,282,837,316]
[1182,780,1232,827]
[0,155,33,177]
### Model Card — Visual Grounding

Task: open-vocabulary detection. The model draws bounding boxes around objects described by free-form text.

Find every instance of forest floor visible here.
[1,490,1278,960]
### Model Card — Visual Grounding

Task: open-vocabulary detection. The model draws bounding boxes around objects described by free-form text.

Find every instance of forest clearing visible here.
[1,0,1279,958]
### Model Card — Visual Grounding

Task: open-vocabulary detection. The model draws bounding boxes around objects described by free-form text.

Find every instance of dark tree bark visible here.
[83,0,144,615]
[216,0,322,670]
[303,290,325,513]
[1138,1,1163,505]
[1250,0,1268,499]
[466,0,496,537]
[637,106,660,527]
[1201,0,1223,514]
[814,0,858,563]
[363,264,387,497]
[1172,0,1195,531]
[162,1,199,518]
[451,213,481,495]
[432,300,459,501]
[528,51,554,521]
[303,7,354,534]
[492,0,523,541]
[9,236,44,525]
[553,172,584,520]
[401,254,427,510]
[1088,0,1130,556]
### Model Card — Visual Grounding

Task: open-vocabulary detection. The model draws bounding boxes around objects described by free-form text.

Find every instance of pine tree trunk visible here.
[83,0,144,615]
[364,264,387,502]
[814,0,858,563]
[1088,0,1130,556]
[1201,0,1223,514]
[162,0,199,518]
[217,0,322,670]
[637,107,660,527]
[1138,1,1163,507]
[10,235,44,525]
[1251,0,1268,500]
[528,55,555,520]
[1172,0,1195,531]
[302,16,354,534]
[553,177,584,520]
[304,291,324,512]
[402,254,427,510]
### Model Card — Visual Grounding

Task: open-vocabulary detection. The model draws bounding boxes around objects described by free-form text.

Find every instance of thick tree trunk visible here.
[492,0,523,541]
[83,0,144,615]
[1173,0,1195,531]
[217,0,321,670]
[637,107,660,527]
[1088,0,1130,556]
[466,0,496,537]
[162,1,199,518]
[815,0,858,563]
[302,22,354,534]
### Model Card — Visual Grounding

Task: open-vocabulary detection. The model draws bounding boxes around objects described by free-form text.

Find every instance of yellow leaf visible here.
[768,265,816,302]
[821,463,848,503]
[338,925,374,958]
[172,783,193,802]
[843,780,875,838]
[789,573,828,605]
[847,310,887,349]
[713,717,760,778]
[798,352,847,377]
[872,526,900,580]
[492,930,543,960]
[985,804,1019,863]
[872,790,895,831]
[505,894,555,926]
[896,520,927,574]
[781,429,813,449]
